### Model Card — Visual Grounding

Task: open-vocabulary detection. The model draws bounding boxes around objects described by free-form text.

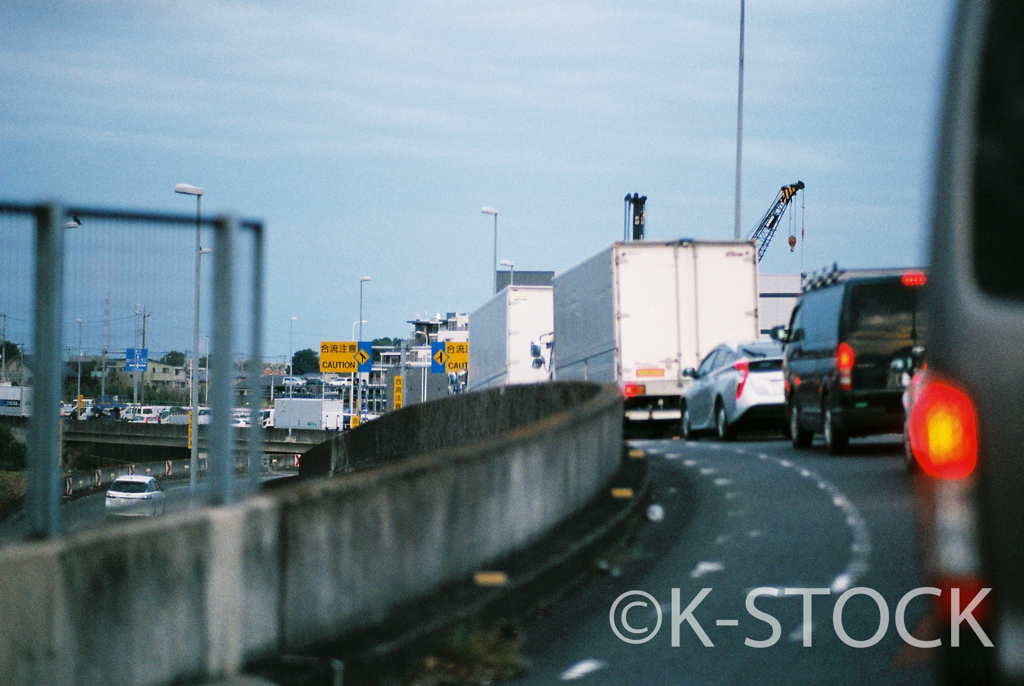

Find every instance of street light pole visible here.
[75,318,82,407]
[351,319,365,427]
[481,207,498,293]
[289,316,297,400]
[499,259,515,288]
[733,0,745,240]
[175,182,204,495]
[358,276,371,423]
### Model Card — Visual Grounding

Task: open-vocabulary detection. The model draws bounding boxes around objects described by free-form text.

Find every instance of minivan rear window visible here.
[846,280,926,342]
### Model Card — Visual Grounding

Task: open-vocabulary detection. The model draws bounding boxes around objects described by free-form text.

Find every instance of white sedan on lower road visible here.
[104,475,166,517]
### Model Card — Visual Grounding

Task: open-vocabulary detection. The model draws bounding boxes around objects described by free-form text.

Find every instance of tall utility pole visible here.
[101,295,110,401]
[133,305,141,404]
[140,306,149,403]
[175,182,204,495]
[1,313,6,382]
[733,0,746,240]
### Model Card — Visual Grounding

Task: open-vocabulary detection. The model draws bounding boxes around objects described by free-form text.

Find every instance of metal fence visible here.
[0,201,264,538]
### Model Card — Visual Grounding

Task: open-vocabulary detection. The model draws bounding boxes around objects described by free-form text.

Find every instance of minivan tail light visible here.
[734,358,750,398]
[837,342,854,391]
[902,271,927,287]
[908,375,978,480]
[623,382,645,398]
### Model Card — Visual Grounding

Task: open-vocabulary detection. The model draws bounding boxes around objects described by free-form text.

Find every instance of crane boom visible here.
[747,180,804,262]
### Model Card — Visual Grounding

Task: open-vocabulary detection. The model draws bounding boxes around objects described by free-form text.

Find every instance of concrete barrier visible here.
[0,382,622,685]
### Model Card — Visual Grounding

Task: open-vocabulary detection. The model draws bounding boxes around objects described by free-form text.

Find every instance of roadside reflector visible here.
[611,488,634,499]
[128,464,135,475]
[165,461,172,476]
[66,478,73,497]
[94,471,101,488]
[474,571,508,587]
[628,449,645,459]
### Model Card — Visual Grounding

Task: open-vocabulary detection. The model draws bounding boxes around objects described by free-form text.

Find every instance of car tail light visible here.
[734,358,750,399]
[837,342,854,391]
[902,271,927,287]
[623,382,646,398]
[908,375,978,480]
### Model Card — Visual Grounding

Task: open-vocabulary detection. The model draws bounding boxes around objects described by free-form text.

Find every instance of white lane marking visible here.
[713,478,733,487]
[747,529,762,538]
[690,561,724,578]
[699,467,717,475]
[755,451,873,595]
[778,459,793,468]
[715,533,734,545]
[560,659,607,681]
[725,492,738,500]
[683,460,698,467]
[665,453,681,460]
[800,469,812,478]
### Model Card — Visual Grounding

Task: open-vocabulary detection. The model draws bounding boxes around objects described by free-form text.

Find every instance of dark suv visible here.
[782,268,927,453]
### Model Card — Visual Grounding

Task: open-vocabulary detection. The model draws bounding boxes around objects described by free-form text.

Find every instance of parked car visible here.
[681,340,786,440]
[104,475,166,517]
[282,376,305,387]
[782,268,927,453]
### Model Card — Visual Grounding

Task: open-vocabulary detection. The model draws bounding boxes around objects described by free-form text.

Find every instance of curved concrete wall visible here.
[0,382,622,685]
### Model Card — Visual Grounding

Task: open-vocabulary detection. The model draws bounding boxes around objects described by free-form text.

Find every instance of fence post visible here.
[28,203,64,538]
[208,215,235,505]
[246,222,265,493]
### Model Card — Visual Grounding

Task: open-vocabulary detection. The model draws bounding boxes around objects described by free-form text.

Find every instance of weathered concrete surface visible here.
[0,382,621,685]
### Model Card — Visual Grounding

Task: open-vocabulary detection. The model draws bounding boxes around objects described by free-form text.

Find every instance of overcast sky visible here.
[1,1,956,359]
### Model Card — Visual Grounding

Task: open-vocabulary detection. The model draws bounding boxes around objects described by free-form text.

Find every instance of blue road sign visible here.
[431,341,446,373]
[357,341,373,373]
[125,348,148,372]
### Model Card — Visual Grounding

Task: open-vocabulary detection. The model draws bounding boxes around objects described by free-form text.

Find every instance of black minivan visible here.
[782,268,927,453]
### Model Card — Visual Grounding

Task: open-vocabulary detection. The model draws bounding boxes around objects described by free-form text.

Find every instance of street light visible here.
[499,259,515,288]
[359,276,371,342]
[175,182,204,494]
[351,320,367,341]
[481,207,498,293]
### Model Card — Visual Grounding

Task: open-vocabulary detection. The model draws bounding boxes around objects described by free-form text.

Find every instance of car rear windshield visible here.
[109,481,147,493]
[737,342,782,358]
[846,280,926,342]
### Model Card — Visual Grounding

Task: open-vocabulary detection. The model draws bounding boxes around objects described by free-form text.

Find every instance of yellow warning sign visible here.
[320,341,358,374]
[444,341,468,372]
[393,376,404,410]
[356,348,370,366]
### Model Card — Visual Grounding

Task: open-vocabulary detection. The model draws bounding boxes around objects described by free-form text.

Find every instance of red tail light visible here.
[837,342,854,391]
[902,271,927,287]
[734,358,750,399]
[623,382,645,398]
[908,375,978,480]
[935,576,992,627]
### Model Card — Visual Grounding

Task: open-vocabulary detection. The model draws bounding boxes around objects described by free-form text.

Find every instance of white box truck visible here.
[468,286,554,392]
[0,385,32,417]
[273,399,346,430]
[552,240,760,429]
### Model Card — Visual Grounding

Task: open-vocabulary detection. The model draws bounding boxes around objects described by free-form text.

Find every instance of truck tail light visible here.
[837,342,854,391]
[734,358,750,399]
[908,375,978,480]
[623,382,645,398]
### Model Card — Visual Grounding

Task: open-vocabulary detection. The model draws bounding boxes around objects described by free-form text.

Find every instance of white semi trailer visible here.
[273,398,346,430]
[467,286,553,392]
[552,240,760,430]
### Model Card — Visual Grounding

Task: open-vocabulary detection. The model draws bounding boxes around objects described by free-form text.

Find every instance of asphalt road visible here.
[0,472,288,543]
[515,434,937,686]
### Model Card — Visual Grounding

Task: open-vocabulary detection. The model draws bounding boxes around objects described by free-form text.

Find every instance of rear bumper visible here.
[624,395,682,422]
[836,392,905,436]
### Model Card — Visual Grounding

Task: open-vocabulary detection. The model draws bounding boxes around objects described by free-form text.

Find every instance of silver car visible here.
[681,341,786,440]
[104,475,166,517]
